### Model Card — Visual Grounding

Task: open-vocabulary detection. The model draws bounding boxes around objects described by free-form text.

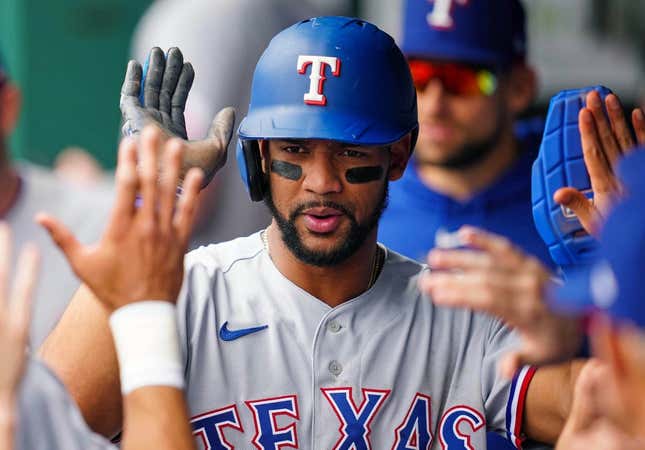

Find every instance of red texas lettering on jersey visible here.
[190,390,487,450]
[296,55,341,106]
[426,0,469,29]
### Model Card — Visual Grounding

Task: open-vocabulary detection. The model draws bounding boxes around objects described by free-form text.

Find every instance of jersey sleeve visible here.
[480,319,537,449]
[17,359,115,450]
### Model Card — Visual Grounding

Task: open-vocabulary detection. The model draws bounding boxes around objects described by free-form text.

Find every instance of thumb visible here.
[206,106,236,150]
[183,107,236,187]
[35,213,83,269]
[553,187,602,237]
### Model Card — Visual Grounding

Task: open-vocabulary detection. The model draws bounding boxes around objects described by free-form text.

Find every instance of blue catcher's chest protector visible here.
[531,86,612,270]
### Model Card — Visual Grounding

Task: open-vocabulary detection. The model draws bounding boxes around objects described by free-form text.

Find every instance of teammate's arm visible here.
[0,225,39,450]
[38,127,205,448]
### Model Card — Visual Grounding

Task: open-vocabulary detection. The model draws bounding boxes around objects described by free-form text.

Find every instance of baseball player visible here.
[378,0,553,269]
[42,17,580,448]
[3,128,212,450]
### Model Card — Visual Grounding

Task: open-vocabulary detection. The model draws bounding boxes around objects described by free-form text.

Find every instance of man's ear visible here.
[258,139,270,174]
[387,133,413,181]
[504,64,537,116]
[0,82,22,137]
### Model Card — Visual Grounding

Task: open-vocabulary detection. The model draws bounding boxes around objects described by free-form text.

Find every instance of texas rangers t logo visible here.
[296,55,341,106]
[427,0,468,29]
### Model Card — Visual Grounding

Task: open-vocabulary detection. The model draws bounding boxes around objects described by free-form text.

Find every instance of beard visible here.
[418,105,506,170]
[264,182,389,267]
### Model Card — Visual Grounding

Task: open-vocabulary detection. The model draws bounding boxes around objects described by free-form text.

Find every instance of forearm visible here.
[121,387,196,450]
[38,284,123,437]
[523,359,586,443]
[0,393,16,450]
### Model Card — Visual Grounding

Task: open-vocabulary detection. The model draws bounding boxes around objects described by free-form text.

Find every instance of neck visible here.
[416,129,519,202]
[266,222,379,308]
[0,158,20,218]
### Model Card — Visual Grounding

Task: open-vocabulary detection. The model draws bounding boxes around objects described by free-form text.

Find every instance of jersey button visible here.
[328,360,343,376]
[327,321,342,333]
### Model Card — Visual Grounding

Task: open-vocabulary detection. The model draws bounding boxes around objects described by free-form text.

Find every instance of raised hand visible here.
[0,223,39,450]
[555,359,644,450]
[120,47,235,187]
[554,91,645,237]
[419,226,582,377]
[37,126,203,311]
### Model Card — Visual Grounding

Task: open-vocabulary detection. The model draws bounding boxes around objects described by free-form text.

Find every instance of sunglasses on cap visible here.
[407,59,498,96]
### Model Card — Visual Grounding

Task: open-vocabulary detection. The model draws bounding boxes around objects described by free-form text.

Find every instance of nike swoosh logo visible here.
[219,321,269,341]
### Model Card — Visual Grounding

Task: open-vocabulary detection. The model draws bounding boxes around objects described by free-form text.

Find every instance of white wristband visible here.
[109,301,185,395]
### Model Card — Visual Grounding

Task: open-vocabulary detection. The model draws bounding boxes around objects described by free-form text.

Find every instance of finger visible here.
[171,62,195,132]
[553,187,602,237]
[579,108,619,196]
[174,167,204,245]
[419,271,514,317]
[605,94,635,154]
[111,137,139,225]
[427,248,495,272]
[567,359,604,430]
[119,60,143,108]
[159,47,184,119]
[35,213,83,269]
[8,243,39,338]
[143,47,165,109]
[632,108,645,146]
[158,138,184,234]
[138,126,162,226]
[499,352,522,379]
[586,91,621,167]
[456,226,525,267]
[0,222,11,305]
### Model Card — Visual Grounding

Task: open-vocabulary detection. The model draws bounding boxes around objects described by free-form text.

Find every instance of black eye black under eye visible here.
[345,166,384,184]
[271,160,302,181]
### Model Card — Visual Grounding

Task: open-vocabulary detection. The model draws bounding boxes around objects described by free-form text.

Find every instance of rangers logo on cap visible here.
[297,55,341,106]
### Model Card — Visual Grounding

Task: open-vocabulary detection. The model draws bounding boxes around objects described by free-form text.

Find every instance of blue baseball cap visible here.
[551,150,645,328]
[400,0,527,68]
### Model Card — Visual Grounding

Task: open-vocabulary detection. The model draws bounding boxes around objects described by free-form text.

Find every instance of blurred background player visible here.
[130,0,353,249]
[379,0,552,268]
[0,48,113,347]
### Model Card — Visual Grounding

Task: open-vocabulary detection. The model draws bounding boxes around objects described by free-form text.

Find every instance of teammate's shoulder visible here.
[185,231,265,274]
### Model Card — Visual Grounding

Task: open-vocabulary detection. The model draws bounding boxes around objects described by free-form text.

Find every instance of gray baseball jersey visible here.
[7,164,113,347]
[177,232,535,449]
[17,358,114,450]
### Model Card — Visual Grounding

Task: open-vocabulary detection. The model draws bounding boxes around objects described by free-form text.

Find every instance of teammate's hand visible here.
[120,47,235,188]
[0,223,39,400]
[418,226,582,377]
[554,91,645,237]
[555,359,643,450]
[37,126,203,312]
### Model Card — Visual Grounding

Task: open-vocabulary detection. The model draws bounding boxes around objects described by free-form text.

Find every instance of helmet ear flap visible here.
[236,139,267,202]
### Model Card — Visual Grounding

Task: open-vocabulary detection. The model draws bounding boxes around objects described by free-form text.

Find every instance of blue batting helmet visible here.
[236,16,419,201]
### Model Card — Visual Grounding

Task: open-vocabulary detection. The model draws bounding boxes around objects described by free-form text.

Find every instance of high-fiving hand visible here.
[38,127,203,312]
[554,91,645,236]
[419,226,582,377]
[120,47,235,187]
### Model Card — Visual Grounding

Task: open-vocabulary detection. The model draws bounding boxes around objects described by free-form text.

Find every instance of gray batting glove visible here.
[120,47,235,187]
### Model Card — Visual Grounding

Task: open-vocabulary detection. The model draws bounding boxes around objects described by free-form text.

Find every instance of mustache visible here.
[289,200,355,221]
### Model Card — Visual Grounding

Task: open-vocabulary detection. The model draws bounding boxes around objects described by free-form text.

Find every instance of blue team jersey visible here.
[379,120,554,269]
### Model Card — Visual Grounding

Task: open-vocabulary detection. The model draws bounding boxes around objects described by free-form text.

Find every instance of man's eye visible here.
[341,149,367,158]
[282,146,304,154]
